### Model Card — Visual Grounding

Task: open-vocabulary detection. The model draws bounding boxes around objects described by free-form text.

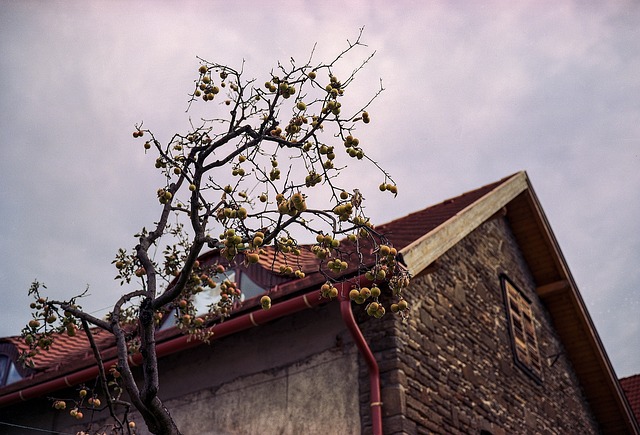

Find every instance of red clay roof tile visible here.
[621,374,640,423]
[2,329,114,374]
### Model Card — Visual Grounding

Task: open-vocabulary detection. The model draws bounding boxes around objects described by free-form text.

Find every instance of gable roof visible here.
[0,171,637,433]
[397,171,638,434]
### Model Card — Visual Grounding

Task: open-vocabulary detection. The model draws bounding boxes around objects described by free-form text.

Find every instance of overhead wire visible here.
[0,420,77,435]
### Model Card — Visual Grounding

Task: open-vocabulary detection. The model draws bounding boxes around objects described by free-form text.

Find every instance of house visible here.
[0,171,638,434]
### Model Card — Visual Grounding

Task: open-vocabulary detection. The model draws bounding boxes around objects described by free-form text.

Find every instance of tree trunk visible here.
[141,397,182,435]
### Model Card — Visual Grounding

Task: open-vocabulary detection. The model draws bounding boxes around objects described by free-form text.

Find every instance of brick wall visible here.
[360,217,600,434]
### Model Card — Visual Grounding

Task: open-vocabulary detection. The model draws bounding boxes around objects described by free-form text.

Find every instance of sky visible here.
[0,1,638,378]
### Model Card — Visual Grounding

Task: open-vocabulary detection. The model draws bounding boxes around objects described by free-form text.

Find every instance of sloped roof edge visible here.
[400,171,527,277]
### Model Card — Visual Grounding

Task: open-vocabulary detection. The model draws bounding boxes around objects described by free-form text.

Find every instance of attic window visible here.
[0,354,22,387]
[159,267,265,331]
[192,268,265,313]
[501,276,543,381]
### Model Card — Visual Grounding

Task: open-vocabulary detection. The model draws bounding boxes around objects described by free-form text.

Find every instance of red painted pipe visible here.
[337,282,383,435]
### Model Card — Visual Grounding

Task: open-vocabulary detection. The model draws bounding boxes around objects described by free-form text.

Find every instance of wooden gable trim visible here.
[400,171,528,277]
[536,280,570,298]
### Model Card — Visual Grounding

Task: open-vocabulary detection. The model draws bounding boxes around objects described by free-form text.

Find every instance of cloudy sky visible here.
[1,1,638,378]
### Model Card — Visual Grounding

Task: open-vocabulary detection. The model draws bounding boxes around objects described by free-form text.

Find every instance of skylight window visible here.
[159,266,265,331]
[0,354,22,387]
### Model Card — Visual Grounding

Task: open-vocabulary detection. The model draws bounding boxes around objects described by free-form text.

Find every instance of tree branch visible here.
[81,319,126,432]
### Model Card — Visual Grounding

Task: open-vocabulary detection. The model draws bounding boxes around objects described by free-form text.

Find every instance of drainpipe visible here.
[0,282,385,435]
[337,282,384,435]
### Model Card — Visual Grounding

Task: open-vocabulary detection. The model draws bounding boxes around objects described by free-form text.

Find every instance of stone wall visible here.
[360,216,601,434]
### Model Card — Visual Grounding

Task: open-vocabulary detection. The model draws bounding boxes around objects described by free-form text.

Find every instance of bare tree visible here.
[20,30,410,435]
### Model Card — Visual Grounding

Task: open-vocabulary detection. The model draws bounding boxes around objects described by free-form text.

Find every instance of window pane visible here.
[238,271,265,301]
[193,271,237,314]
[503,277,543,381]
[0,355,8,386]
[5,361,22,385]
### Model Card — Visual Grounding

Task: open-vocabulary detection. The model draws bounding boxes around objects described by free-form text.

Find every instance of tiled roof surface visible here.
[1,329,115,375]
[376,174,516,250]
[621,374,640,423]
[198,244,322,276]
[0,174,516,386]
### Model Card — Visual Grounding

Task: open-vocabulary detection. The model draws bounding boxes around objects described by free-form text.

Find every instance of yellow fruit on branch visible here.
[260,295,272,310]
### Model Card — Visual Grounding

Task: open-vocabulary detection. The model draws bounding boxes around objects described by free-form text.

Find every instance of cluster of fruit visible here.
[176,298,199,327]
[275,237,302,256]
[351,215,374,239]
[220,228,247,261]
[284,115,307,138]
[364,245,398,283]
[320,282,339,299]
[263,77,297,100]
[390,299,409,314]
[332,200,354,222]
[23,296,80,358]
[325,74,345,98]
[379,182,398,194]
[311,233,340,261]
[266,158,281,182]
[276,192,307,216]
[343,135,364,160]
[260,295,271,310]
[318,143,337,169]
[216,205,248,222]
[321,99,342,116]
[196,65,227,101]
[348,286,385,318]
[327,258,349,273]
[69,407,84,420]
[274,239,305,278]
[156,188,173,205]
[304,171,323,187]
[52,387,111,422]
